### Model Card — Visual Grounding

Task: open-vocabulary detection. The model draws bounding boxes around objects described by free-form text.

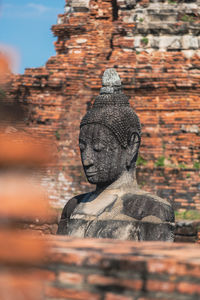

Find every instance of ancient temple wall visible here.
[8,0,200,209]
[1,234,200,299]
[44,237,200,300]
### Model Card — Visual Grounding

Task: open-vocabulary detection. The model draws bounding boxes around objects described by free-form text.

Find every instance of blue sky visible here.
[0,0,65,73]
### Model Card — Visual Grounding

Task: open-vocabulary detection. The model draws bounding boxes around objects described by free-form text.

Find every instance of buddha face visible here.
[79,124,127,186]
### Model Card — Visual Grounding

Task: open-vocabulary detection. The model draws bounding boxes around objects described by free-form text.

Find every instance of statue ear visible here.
[126,133,140,169]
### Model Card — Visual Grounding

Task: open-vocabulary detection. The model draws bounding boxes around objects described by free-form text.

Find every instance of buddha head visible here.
[79,69,141,188]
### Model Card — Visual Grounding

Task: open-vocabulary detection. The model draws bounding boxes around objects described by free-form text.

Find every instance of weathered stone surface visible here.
[62,219,174,240]
[122,193,174,222]
[174,220,200,243]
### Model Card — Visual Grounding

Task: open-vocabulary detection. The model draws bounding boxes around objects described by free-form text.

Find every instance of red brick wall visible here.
[44,236,200,300]
[7,0,200,209]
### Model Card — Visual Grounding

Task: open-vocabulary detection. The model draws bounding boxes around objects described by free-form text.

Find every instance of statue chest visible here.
[64,190,138,239]
[59,190,174,241]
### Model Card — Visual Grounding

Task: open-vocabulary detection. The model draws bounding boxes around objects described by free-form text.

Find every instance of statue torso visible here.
[57,185,174,241]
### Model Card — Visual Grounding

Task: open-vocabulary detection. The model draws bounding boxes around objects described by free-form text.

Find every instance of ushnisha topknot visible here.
[80,68,141,148]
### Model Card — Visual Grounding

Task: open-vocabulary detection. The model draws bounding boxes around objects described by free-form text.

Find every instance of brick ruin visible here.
[7,0,200,210]
[43,237,200,300]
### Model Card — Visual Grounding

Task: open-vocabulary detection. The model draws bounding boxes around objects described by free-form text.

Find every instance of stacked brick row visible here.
[0,131,54,299]
[44,237,200,300]
[8,0,200,209]
[175,220,200,242]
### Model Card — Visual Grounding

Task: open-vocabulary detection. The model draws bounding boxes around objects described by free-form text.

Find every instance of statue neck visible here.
[95,168,138,192]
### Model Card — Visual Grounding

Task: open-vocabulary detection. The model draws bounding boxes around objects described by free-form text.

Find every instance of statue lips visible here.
[86,171,97,177]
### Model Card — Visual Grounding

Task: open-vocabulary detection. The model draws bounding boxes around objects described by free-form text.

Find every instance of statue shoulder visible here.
[121,191,174,223]
[60,193,88,219]
[57,193,89,235]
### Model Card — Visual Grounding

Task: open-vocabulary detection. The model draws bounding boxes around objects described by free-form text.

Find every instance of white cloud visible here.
[1,2,55,19]
[27,3,50,15]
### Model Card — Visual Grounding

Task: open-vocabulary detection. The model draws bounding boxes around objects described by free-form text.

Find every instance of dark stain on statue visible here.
[122,194,175,222]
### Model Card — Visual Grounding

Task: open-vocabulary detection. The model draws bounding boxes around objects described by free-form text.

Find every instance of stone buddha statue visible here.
[57,68,174,241]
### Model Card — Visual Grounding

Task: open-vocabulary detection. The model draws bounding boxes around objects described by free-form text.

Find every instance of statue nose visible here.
[83,158,94,167]
[82,145,94,167]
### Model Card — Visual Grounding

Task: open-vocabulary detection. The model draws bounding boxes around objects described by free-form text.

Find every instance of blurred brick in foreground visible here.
[0,132,56,167]
[43,237,200,300]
